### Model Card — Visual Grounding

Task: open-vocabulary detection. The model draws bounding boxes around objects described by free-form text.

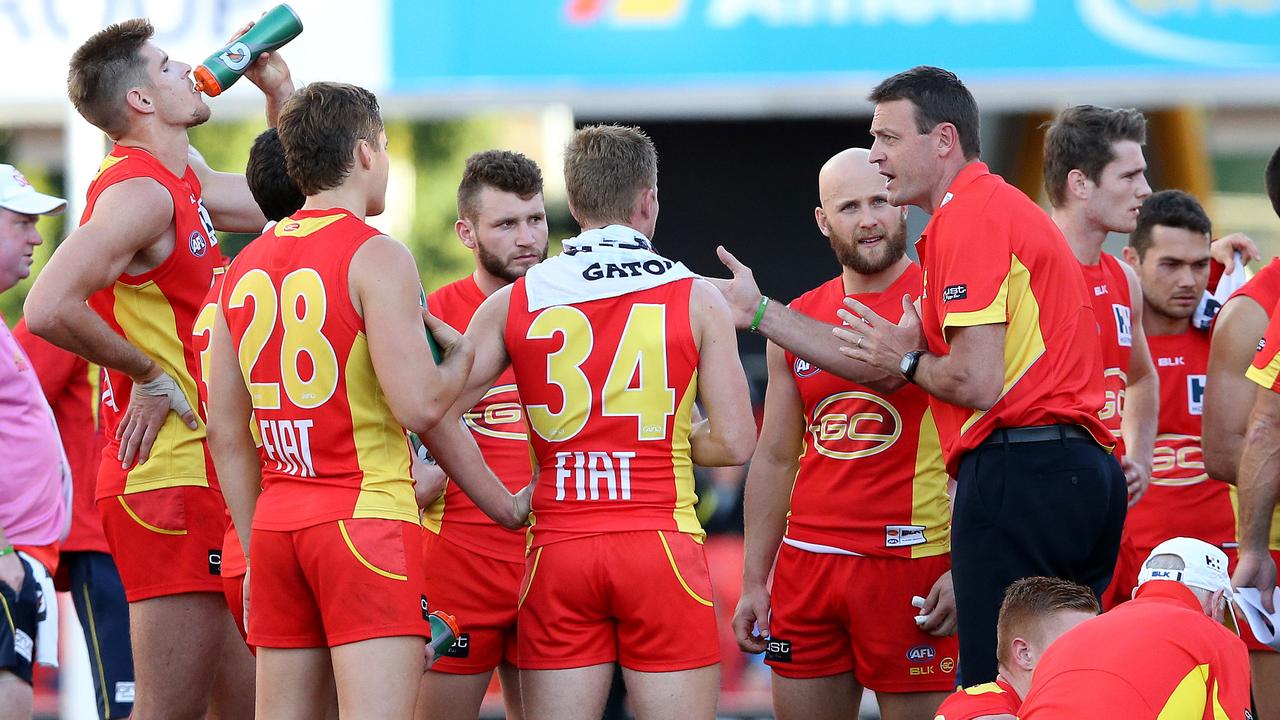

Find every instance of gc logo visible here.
[807,391,902,460]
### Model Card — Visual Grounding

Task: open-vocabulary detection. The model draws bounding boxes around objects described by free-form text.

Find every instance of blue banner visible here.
[391,0,1280,92]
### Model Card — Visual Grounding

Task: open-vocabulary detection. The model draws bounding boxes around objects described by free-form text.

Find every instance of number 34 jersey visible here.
[219,209,417,532]
[505,277,702,548]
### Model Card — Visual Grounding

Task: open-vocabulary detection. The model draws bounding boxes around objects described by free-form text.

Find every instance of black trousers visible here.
[951,433,1126,686]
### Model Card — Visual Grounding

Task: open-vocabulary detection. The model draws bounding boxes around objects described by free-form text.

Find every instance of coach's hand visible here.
[412,454,446,509]
[231,21,295,102]
[1210,232,1262,274]
[834,295,926,377]
[732,583,771,654]
[0,553,25,594]
[1233,551,1278,613]
[709,246,764,330]
[118,365,198,469]
[422,309,467,358]
[1121,456,1152,508]
[513,483,534,527]
[920,571,957,636]
[424,642,437,671]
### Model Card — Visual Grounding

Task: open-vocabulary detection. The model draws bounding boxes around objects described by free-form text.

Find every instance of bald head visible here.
[815,147,907,275]
[819,148,884,205]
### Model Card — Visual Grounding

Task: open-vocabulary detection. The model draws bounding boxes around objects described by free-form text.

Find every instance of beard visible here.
[831,221,908,275]
[187,103,212,128]
[478,242,548,283]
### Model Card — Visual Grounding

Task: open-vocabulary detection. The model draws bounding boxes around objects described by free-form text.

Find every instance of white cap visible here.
[1138,537,1232,601]
[0,165,66,216]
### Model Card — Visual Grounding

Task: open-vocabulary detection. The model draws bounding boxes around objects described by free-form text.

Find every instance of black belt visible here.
[979,424,1092,447]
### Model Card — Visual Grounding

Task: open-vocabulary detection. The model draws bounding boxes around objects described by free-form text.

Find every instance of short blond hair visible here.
[563,124,657,226]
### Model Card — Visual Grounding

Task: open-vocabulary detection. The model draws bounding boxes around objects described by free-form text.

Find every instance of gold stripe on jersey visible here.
[346,332,419,524]
[671,372,704,539]
[1246,355,1280,392]
[93,154,126,181]
[421,487,446,534]
[961,256,1046,435]
[273,213,347,238]
[1157,664,1229,720]
[910,407,950,558]
[114,280,209,492]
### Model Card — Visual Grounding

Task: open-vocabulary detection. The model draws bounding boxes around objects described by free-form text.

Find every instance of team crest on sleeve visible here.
[793,357,821,378]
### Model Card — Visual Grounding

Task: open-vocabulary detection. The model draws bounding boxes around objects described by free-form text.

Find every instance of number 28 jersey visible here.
[505,277,702,548]
[219,209,417,531]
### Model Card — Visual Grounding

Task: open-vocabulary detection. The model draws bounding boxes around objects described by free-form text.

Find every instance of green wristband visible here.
[750,296,770,333]
[0,546,15,558]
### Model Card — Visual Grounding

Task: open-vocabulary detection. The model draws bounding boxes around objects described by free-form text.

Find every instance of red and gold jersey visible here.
[1123,329,1235,553]
[782,266,949,558]
[1081,254,1133,456]
[11,319,107,554]
[934,677,1021,720]
[82,145,225,498]
[1248,298,1280,393]
[505,277,701,548]
[1020,581,1250,719]
[916,162,1113,475]
[422,275,529,563]
[219,209,417,531]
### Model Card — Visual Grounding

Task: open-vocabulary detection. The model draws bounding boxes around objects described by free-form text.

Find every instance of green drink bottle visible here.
[420,287,444,364]
[428,611,461,659]
[194,4,303,97]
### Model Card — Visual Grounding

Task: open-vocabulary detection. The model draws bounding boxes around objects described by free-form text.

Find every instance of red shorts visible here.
[517,531,720,672]
[1105,540,1279,653]
[421,529,522,673]
[248,519,429,648]
[766,544,958,692]
[97,486,228,602]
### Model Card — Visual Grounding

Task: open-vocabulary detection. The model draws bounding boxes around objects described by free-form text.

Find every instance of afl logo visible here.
[189,231,207,257]
[219,42,253,72]
[463,384,528,441]
[808,391,902,460]
[793,357,820,378]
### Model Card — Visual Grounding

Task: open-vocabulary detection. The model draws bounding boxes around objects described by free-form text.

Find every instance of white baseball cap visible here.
[1138,537,1233,601]
[0,165,66,216]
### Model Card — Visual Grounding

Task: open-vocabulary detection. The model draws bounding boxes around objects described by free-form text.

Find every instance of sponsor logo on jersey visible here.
[808,391,902,460]
[1094,284,1109,296]
[219,41,253,72]
[885,524,927,547]
[442,632,471,658]
[463,384,529,441]
[189,230,208,258]
[1158,356,1184,367]
[765,638,792,662]
[115,682,135,703]
[1187,374,1206,416]
[793,357,820,378]
[942,284,967,302]
[1259,337,1268,353]
[1113,304,1132,347]
[208,549,222,576]
[906,644,936,663]
[581,258,674,281]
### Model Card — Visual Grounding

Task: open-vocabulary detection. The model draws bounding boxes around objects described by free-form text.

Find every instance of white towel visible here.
[1234,587,1280,650]
[1193,251,1249,330]
[523,225,698,312]
[15,551,58,668]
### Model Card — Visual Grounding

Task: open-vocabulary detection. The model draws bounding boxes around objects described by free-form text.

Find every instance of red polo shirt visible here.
[916,162,1114,474]
[1019,581,1249,719]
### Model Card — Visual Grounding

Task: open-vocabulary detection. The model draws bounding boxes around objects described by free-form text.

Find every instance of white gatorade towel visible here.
[523,225,697,312]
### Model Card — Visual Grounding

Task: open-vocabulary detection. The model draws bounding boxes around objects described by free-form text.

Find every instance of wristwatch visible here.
[899,350,925,383]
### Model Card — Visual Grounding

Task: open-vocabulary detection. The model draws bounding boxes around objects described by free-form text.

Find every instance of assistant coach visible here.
[713,66,1125,686]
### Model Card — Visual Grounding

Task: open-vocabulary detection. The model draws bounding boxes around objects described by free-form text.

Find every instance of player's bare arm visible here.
[351,235,475,433]
[1120,261,1158,506]
[732,340,803,654]
[445,284,515,419]
[1209,232,1262,274]
[24,178,198,467]
[187,148,268,233]
[1231,389,1280,611]
[1204,296,1268,484]
[711,245,896,387]
[418,418,529,529]
[688,279,756,467]
[205,304,262,558]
